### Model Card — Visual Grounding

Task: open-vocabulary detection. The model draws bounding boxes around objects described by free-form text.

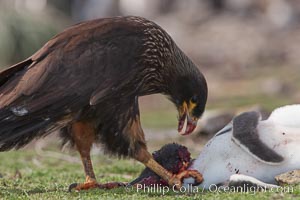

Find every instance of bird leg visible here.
[128,115,203,189]
[134,148,203,189]
[68,122,124,191]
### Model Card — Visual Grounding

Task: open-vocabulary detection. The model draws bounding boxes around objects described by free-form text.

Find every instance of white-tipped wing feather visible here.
[231,111,284,164]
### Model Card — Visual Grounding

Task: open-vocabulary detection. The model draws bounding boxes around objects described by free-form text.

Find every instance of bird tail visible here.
[0,107,55,151]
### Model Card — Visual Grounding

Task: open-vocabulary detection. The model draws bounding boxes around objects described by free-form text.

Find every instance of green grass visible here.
[0,149,299,199]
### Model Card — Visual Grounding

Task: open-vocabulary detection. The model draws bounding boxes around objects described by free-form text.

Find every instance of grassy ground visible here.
[0,147,299,200]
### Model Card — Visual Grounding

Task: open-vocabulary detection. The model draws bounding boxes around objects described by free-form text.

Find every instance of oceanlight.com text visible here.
[125,183,294,195]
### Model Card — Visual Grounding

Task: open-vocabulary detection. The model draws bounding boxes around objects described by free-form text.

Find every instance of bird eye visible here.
[191,95,198,103]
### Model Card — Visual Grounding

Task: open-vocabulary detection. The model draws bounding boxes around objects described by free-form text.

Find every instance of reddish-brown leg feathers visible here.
[68,121,125,191]
[68,122,97,191]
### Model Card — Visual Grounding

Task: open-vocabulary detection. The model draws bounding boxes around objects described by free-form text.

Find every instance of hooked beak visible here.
[178,103,198,135]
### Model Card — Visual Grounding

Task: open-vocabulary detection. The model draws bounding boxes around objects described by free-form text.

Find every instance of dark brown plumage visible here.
[0,16,207,190]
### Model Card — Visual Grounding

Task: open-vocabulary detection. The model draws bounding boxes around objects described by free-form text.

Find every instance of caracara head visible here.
[169,70,207,135]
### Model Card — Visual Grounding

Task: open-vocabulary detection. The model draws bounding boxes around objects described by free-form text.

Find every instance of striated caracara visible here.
[0,16,207,190]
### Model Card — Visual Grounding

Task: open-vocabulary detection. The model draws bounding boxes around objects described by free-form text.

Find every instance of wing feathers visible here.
[0,59,33,87]
[232,111,284,164]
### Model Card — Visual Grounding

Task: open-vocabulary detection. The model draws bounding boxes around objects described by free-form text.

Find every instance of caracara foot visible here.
[68,181,126,192]
[169,170,203,189]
